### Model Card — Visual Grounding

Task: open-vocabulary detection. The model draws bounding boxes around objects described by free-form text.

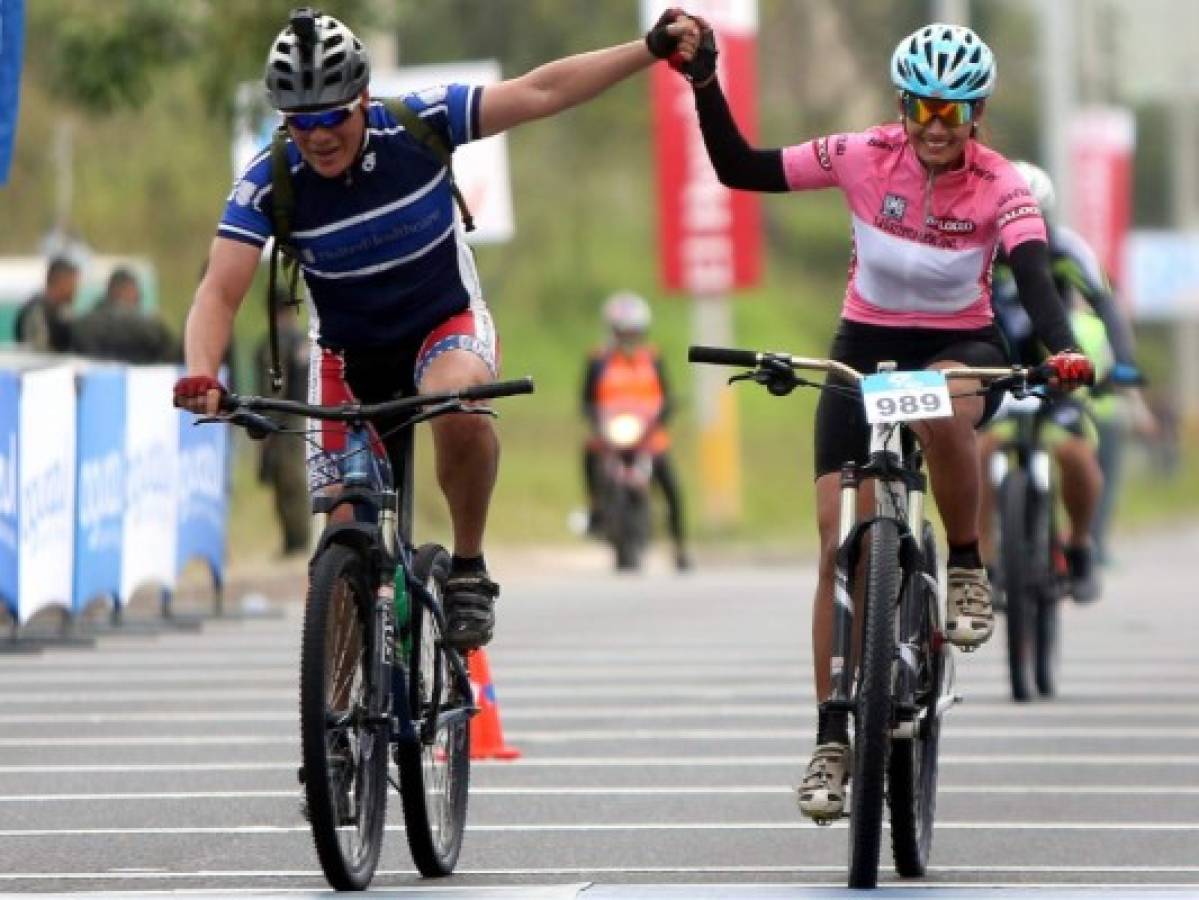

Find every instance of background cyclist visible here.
[981,160,1149,602]
[173,8,701,651]
[672,19,1093,820]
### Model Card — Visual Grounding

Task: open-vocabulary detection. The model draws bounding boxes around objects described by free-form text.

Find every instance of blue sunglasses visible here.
[284,97,362,132]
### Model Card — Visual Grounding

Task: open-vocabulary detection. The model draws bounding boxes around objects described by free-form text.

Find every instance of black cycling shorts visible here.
[813,320,1008,478]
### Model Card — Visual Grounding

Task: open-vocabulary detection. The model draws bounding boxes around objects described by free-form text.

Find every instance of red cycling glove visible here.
[173,375,226,409]
[1044,351,1095,391]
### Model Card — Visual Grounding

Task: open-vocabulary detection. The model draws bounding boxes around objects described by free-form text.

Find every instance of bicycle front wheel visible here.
[397,543,471,877]
[889,521,942,878]
[300,543,389,891]
[848,518,901,890]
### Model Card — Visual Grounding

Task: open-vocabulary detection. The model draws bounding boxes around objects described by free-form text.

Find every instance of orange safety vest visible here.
[593,346,669,453]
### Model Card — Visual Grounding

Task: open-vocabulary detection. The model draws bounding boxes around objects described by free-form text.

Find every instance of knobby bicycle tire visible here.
[1034,496,1061,698]
[888,521,942,878]
[999,470,1036,702]
[300,543,389,891]
[397,543,471,877]
[848,517,901,890]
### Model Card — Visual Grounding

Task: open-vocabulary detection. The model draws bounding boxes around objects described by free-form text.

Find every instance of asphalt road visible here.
[0,528,1196,897]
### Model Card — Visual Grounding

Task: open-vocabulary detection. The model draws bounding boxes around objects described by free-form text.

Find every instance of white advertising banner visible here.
[120,367,179,602]
[233,60,514,244]
[17,366,76,623]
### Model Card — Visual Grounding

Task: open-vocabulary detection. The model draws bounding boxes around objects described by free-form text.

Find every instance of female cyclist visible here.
[672,20,1094,820]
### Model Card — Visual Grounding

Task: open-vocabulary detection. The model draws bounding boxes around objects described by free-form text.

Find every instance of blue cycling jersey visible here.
[218,85,484,349]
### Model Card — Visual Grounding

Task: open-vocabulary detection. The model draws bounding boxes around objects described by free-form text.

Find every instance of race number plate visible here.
[861,370,953,424]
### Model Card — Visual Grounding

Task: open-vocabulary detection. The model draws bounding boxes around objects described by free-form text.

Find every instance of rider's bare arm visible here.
[184,237,260,382]
[478,25,699,139]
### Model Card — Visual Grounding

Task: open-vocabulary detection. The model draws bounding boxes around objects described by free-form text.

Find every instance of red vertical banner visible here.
[644,1,761,295]
[1069,107,1135,288]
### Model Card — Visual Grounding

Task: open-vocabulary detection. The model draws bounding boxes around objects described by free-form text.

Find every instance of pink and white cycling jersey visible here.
[781,123,1046,330]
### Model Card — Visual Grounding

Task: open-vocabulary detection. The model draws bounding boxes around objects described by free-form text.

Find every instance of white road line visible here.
[3,753,1199,772]
[5,726,1199,744]
[4,693,1199,720]
[1,677,1195,696]
[3,784,1199,802]
[3,821,1199,837]
[3,865,1199,882]
[0,689,293,703]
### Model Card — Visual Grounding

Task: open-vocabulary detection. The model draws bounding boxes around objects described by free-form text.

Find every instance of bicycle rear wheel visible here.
[397,543,471,876]
[999,470,1036,702]
[889,521,942,877]
[300,543,389,891]
[848,518,901,890]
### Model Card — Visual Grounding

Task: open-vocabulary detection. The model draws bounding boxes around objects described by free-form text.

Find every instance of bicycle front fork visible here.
[825,460,927,715]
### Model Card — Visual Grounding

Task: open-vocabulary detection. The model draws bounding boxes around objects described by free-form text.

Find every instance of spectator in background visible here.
[254,302,312,556]
[15,256,78,351]
[72,267,181,364]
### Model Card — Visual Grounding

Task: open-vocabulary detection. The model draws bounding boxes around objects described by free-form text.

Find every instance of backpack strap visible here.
[383,97,476,232]
[266,127,301,394]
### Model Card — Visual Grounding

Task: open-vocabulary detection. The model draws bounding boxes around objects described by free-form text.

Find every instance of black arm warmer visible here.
[654,355,674,425]
[693,79,788,193]
[581,357,602,425]
[1007,240,1078,354]
[1079,282,1138,367]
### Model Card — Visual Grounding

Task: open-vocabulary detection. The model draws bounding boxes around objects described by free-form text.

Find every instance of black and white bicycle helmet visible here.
[264,7,370,112]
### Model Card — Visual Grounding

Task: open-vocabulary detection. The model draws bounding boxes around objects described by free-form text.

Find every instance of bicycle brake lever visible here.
[200,410,279,440]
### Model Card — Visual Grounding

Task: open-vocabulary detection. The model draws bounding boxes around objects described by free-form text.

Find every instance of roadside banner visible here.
[1126,230,1199,321]
[1069,106,1135,288]
[73,367,126,614]
[17,365,75,623]
[120,367,178,604]
[176,394,229,583]
[0,369,17,616]
[0,0,24,185]
[642,0,761,295]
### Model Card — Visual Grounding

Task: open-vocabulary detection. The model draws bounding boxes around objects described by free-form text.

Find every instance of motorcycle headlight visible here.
[603,413,646,449]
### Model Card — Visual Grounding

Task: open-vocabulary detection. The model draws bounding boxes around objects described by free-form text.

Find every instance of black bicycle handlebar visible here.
[688,345,762,368]
[217,376,536,422]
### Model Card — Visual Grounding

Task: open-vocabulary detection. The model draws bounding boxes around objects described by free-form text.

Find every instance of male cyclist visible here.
[173,7,701,651]
[672,19,1094,820]
[982,161,1146,601]
[582,292,692,571]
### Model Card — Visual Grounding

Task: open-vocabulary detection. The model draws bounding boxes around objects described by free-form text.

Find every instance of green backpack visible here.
[263,97,476,392]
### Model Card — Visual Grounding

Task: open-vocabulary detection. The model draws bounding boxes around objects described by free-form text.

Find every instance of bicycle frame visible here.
[310,420,472,746]
[824,381,953,738]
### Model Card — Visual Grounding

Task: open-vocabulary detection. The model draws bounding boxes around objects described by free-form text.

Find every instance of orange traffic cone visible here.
[467,648,521,760]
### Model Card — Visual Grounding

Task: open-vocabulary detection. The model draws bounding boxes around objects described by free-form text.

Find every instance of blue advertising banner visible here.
[0,0,25,185]
[0,370,18,616]
[73,368,126,614]
[176,407,229,584]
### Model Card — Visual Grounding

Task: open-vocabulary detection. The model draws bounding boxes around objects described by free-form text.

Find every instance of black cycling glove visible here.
[645,7,686,59]
[681,20,718,85]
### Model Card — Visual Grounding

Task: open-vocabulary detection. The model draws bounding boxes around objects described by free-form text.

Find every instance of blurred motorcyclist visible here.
[582,292,692,571]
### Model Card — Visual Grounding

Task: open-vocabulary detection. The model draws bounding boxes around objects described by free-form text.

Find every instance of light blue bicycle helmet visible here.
[890,22,996,101]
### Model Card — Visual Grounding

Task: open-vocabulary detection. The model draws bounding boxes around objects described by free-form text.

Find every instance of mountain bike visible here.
[200,377,534,890]
[989,375,1125,702]
[689,345,1048,889]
